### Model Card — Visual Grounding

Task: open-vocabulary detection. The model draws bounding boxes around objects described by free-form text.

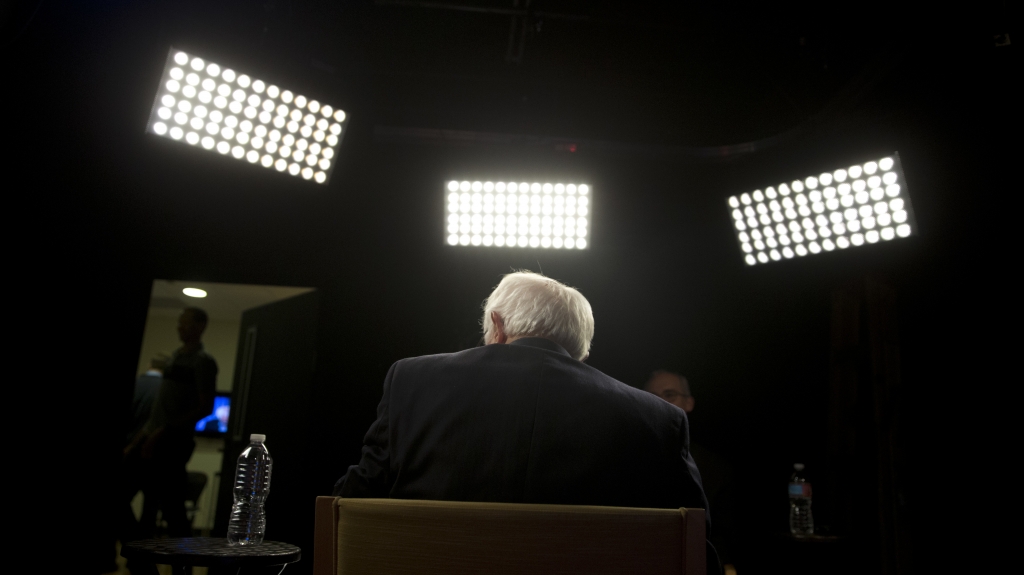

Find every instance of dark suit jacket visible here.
[335,337,709,521]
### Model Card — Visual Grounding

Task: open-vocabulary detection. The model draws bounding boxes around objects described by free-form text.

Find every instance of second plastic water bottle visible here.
[228,434,273,545]
[788,463,814,536]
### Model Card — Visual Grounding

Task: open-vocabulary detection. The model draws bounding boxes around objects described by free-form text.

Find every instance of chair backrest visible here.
[314,497,705,575]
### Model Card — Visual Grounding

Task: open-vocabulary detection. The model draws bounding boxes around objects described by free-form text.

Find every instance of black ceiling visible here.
[10,0,924,148]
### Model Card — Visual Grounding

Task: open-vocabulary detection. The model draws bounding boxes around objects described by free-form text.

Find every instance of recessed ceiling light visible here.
[182,287,208,298]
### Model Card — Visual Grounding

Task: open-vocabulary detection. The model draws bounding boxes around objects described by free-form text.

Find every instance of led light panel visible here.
[445,181,591,249]
[146,48,348,184]
[728,153,916,265]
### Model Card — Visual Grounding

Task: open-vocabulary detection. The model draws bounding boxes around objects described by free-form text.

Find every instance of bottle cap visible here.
[250,434,266,442]
[794,463,805,471]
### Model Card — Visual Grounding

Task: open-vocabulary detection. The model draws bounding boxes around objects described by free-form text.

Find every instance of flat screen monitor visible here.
[195,393,230,436]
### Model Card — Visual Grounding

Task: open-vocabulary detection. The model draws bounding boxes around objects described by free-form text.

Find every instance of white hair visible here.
[481,271,595,361]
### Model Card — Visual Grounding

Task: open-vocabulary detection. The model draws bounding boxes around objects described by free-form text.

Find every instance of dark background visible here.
[10,1,1012,573]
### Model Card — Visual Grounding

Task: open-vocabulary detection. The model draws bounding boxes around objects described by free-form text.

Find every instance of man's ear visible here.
[490,311,507,344]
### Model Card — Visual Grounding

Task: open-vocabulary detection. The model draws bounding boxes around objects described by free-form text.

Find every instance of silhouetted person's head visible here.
[215,404,230,425]
[178,307,208,346]
[644,370,694,412]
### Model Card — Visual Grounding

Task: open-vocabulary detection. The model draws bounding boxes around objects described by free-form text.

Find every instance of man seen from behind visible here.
[335,271,711,537]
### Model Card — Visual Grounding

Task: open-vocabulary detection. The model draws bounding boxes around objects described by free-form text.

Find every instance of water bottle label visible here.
[789,483,812,498]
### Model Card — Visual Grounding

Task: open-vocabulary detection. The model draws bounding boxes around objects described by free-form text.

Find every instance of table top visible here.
[777,533,846,543]
[121,538,301,567]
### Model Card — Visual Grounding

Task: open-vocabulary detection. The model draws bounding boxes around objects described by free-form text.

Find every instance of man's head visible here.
[177,307,209,345]
[215,404,230,425]
[481,271,594,361]
[644,370,694,412]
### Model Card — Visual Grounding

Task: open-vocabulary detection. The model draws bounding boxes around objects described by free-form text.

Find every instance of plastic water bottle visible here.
[788,463,814,536]
[228,434,273,545]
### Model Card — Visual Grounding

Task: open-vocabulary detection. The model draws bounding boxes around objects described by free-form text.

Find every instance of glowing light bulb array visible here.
[146,48,348,184]
[445,181,591,249]
[729,154,915,265]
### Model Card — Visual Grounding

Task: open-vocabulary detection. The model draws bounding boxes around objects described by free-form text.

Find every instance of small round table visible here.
[121,537,301,574]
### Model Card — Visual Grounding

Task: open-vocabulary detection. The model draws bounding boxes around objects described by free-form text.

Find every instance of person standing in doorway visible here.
[124,307,218,538]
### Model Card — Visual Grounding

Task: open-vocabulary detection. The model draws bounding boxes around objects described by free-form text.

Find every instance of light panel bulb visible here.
[728,153,916,265]
[445,181,590,249]
[146,47,349,184]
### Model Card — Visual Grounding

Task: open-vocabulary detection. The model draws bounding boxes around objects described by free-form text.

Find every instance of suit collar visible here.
[509,337,571,357]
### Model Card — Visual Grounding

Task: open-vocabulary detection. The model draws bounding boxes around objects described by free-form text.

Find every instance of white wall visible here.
[187,437,227,532]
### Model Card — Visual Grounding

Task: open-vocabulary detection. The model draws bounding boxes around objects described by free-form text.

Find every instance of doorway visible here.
[129,279,314,536]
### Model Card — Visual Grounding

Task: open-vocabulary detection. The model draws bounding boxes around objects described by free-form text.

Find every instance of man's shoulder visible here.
[170,346,216,362]
[392,343,574,371]
[389,345,656,403]
[197,349,218,366]
[187,346,218,368]
[390,345,496,371]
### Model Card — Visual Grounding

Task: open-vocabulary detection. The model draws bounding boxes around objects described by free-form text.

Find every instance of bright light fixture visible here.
[728,153,915,266]
[147,48,348,184]
[182,287,208,298]
[445,181,591,249]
